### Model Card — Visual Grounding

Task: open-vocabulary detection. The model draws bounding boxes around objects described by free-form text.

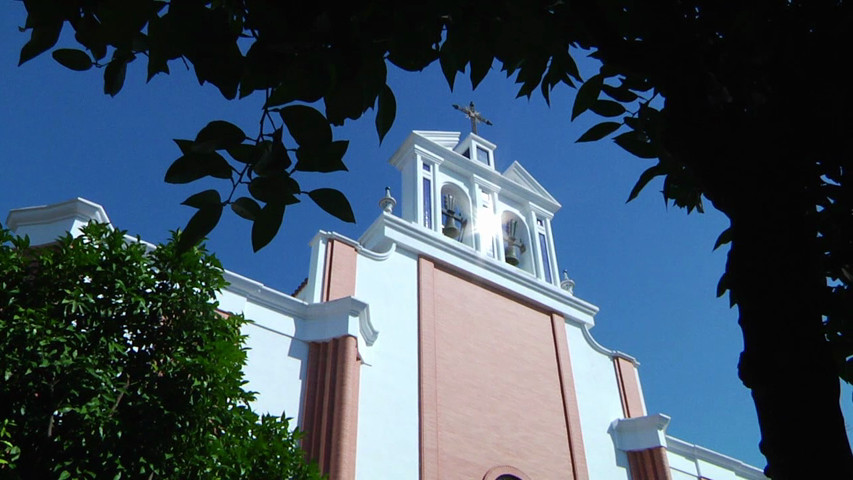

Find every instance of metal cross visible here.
[452,101,493,134]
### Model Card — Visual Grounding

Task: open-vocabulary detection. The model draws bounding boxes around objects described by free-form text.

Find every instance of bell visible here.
[443,222,460,238]
[505,244,521,266]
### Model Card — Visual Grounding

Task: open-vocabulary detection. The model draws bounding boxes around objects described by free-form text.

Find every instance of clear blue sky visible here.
[3,3,847,470]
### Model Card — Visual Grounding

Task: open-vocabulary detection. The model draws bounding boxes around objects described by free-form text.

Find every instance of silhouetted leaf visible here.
[714,227,733,251]
[589,100,625,117]
[165,152,232,183]
[252,202,285,252]
[51,49,92,71]
[307,188,355,223]
[627,165,663,202]
[717,272,729,298]
[104,54,130,97]
[231,197,261,220]
[19,23,62,66]
[226,144,256,164]
[182,189,221,209]
[194,121,246,152]
[614,131,657,159]
[294,141,348,172]
[576,122,621,143]
[248,175,300,204]
[174,139,194,154]
[280,105,331,147]
[602,84,638,103]
[254,130,291,176]
[177,204,223,252]
[572,74,602,120]
[375,85,396,143]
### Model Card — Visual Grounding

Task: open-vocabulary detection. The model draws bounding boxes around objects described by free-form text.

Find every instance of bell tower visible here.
[388,130,562,287]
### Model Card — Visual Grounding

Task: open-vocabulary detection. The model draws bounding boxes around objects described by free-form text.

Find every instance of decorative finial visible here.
[560,270,575,295]
[378,186,396,213]
[452,101,493,135]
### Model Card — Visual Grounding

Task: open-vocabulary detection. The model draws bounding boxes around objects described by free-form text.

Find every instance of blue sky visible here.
[4,4,845,469]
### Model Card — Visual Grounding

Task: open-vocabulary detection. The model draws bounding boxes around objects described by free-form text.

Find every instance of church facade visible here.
[6,130,766,480]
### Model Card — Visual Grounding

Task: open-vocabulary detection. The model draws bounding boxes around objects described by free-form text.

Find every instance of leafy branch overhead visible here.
[16,0,853,476]
[16,0,595,251]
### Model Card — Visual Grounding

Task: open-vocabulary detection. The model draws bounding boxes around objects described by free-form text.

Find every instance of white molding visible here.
[5,197,112,231]
[502,161,561,207]
[609,414,671,451]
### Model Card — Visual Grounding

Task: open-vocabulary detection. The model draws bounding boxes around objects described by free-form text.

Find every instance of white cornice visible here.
[5,197,111,231]
[222,269,378,347]
[609,414,671,451]
[502,161,560,207]
[359,213,599,325]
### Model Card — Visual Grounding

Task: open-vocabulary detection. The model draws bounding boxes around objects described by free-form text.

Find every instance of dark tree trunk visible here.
[728,188,853,478]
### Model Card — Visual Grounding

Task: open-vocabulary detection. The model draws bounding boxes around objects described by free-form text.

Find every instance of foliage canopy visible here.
[0,223,319,479]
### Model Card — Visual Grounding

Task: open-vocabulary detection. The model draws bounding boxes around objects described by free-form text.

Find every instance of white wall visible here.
[565,323,632,479]
[217,289,308,426]
[352,249,421,479]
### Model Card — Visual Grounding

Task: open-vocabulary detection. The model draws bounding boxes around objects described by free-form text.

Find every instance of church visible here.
[6,129,766,480]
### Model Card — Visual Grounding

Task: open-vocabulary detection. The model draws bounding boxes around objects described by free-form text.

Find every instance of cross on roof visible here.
[452,101,493,135]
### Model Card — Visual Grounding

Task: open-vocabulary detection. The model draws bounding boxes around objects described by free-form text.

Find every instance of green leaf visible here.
[177,204,223,252]
[613,131,657,159]
[51,49,93,71]
[589,100,626,117]
[248,175,300,204]
[714,227,733,251]
[252,202,285,252]
[280,106,331,147]
[375,85,396,144]
[307,188,355,223]
[182,190,222,209]
[294,141,348,173]
[571,74,602,120]
[231,197,261,221]
[576,122,621,143]
[194,121,246,152]
[627,165,663,202]
[165,152,232,184]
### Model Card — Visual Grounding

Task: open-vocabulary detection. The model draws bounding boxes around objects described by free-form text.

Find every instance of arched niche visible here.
[500,211,533,274]
[440,183,473,247]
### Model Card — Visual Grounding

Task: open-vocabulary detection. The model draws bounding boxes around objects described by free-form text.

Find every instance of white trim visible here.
[666,435,768,479]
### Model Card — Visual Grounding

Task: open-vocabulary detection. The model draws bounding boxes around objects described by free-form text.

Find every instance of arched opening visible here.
[482,465,532,480]
[501,211,533,274]
[440,183,473,247]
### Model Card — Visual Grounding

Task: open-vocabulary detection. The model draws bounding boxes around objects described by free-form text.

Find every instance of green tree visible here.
[13,1,853,477]
[0,223,320,479]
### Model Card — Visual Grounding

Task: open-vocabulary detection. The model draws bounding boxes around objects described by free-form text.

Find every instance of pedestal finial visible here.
[561,270,575,295]
[378,186,396,213]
